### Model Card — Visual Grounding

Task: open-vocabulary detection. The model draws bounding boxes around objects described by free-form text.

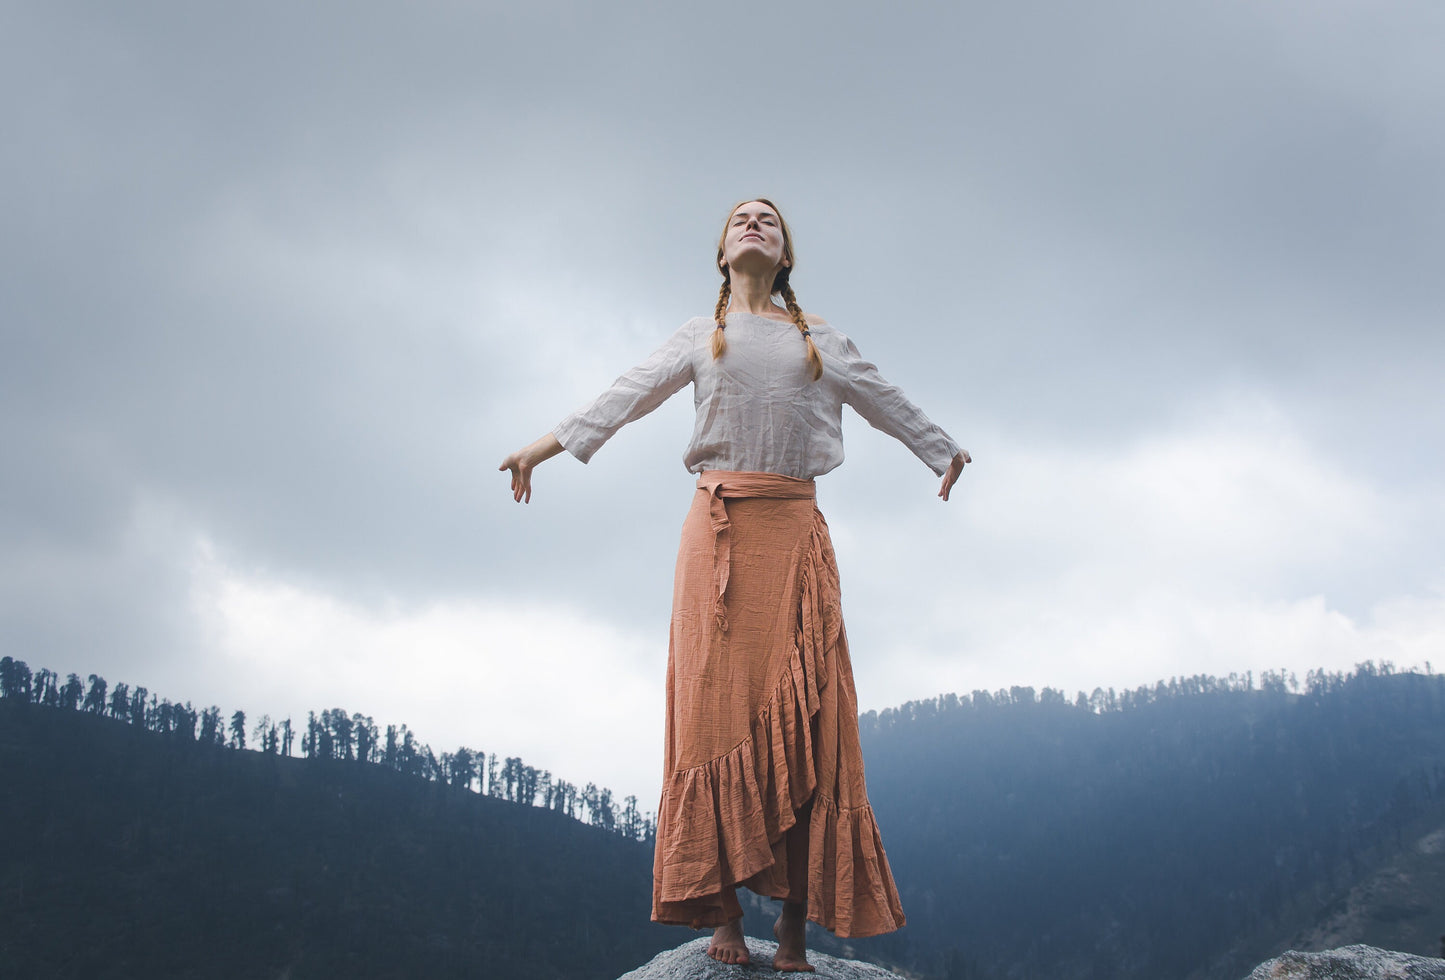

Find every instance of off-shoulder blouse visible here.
[553,312,961,480]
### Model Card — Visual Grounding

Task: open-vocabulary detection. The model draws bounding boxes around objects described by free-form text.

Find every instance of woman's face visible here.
[720,201,790,279]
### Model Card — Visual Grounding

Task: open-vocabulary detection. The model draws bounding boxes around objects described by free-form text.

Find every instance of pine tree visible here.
[109,682,130,721]
[0,657,31,700]
[83,674,108,713]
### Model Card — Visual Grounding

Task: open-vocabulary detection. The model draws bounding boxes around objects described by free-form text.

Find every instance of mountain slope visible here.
[848,668,1445,979]
[0,698,684,980]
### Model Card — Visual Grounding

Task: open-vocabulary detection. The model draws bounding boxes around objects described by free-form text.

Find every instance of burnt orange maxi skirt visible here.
[651,470,907,938]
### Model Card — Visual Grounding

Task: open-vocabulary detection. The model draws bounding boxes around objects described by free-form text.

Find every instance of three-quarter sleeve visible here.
[841,335,961,476]
[553,321,696,463]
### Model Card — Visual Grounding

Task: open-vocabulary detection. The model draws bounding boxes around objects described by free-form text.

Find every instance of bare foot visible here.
[708,918,750,966]
[771,902,814,972]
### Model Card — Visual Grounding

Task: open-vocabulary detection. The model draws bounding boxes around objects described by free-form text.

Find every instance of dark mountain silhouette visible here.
[842,663,1445,980]
[0,659,680,980]
[4,657,1445,979]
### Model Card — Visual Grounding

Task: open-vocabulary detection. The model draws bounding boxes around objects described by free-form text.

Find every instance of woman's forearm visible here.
[520,433,564,468]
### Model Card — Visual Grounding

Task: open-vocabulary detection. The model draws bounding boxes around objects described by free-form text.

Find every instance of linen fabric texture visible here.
[553,313,958,938]
[553,312,960,479]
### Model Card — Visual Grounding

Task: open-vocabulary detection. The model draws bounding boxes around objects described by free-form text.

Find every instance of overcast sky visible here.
[4,1,1443,810]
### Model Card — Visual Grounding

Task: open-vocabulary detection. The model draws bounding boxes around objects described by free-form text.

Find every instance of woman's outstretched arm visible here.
[835,332,969,495]
[499,433,564,504]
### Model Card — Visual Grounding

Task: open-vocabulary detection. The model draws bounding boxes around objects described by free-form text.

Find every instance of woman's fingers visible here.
[499,434,562,505]
[938,451,969,501]
[500,452,532,504]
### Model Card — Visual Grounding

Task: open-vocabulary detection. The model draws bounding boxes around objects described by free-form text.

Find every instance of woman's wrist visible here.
[528,433,564,467]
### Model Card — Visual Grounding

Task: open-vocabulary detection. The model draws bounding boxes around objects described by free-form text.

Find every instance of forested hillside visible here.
[0,657,676,980]
[0,656,653,840]
[5,657,1444,980]
[849,663,1445,980]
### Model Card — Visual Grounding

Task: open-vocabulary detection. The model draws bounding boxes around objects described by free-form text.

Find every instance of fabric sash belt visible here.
[695,470,817,634]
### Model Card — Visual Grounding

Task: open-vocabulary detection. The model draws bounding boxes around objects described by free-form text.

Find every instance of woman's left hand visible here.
[938,449,971,501]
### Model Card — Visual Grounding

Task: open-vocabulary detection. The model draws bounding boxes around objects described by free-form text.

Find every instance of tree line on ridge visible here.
[0,655,655,842]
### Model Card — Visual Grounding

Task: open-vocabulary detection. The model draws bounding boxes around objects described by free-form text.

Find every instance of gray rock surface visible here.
[618,936,906,980]
[1244,945,1445,979]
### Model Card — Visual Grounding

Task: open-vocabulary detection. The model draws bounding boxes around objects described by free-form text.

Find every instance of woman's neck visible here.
[726,271,783,316]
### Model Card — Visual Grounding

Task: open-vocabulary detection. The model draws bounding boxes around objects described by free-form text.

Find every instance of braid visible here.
[712,278,730,359]
[780,281,823,381]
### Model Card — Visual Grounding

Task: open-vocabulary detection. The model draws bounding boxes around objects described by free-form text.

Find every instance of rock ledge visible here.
[618,936,906,980]
[1245,944,1445,979]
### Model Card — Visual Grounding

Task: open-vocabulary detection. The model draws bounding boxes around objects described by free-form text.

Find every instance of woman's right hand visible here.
[499,433,564,504]
[938,449,971,502]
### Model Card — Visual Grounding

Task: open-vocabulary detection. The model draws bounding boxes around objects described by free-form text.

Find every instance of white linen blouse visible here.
[553,312,961,480]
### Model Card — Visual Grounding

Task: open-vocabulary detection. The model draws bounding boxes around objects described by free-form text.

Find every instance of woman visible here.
[500,199,969,971]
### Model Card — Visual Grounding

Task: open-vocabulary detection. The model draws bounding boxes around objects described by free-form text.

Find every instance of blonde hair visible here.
[712,198,823,382]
